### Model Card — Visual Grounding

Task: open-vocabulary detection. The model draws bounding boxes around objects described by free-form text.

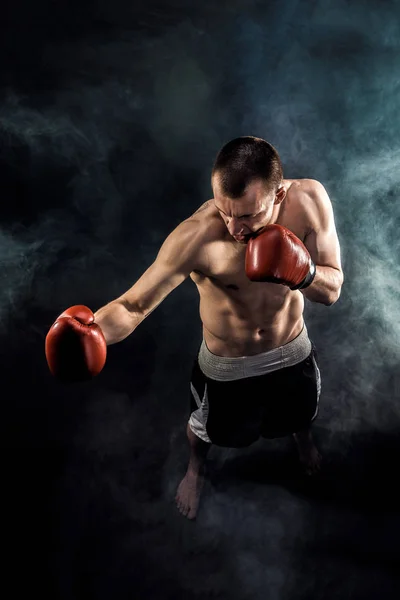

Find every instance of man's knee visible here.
[186,422,212,450]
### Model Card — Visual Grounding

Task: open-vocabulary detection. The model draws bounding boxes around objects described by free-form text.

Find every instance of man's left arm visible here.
[301,180,344,306]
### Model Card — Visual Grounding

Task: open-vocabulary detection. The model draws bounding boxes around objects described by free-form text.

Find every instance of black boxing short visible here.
[188,325,321,447]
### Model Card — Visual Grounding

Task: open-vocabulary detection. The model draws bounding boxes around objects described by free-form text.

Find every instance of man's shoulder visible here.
[191,199,215,216]
[183,199,223,239]
[287,178,332,215]
[282,179,331,237]
[163,200,222,273]
[287,178,326,198]
[286,179,334,238]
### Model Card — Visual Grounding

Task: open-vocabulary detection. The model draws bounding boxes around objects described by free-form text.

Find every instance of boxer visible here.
[46,136,344,520]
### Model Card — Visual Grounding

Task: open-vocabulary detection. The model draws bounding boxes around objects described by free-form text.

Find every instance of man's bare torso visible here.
[186,179,314,357]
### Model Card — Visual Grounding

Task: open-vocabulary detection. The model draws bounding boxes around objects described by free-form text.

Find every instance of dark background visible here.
[1,1,400,598]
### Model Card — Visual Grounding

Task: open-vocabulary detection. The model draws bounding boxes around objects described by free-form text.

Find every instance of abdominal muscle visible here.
[188,182,308,357]
[193,274,305,357]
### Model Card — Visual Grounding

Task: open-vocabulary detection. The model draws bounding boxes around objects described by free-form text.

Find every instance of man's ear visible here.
[274,185,287,205]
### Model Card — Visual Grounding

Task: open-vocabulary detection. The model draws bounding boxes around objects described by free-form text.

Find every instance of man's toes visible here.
[308,463,321,476]
[177,498,189,516]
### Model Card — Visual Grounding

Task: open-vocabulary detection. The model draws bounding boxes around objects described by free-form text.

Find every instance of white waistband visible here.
[198,325,312,381]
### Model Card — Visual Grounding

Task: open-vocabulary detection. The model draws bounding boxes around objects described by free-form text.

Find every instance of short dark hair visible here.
[211,136,283,198]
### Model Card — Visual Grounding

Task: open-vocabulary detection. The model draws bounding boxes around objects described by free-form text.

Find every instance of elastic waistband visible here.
[198,325,312,381]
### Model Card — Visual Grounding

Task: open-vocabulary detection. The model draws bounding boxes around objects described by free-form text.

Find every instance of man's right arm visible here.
[94,219,204,345]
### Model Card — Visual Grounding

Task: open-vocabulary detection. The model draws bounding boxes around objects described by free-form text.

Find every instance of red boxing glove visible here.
[245,224,316,289]
[45,305,107,382]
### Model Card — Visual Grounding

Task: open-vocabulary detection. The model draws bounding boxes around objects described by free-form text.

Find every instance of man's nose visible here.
[227,218,243,235]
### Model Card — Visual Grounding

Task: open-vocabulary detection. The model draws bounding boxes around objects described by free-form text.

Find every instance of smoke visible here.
[2,1,400,599]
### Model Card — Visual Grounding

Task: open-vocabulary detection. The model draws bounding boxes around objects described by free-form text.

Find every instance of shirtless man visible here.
[46,136,344,520]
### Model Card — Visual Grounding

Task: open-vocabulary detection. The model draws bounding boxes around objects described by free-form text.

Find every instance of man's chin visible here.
[233,235,250,244]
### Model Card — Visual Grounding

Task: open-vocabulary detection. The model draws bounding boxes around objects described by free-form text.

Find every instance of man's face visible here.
[212,177,281,244]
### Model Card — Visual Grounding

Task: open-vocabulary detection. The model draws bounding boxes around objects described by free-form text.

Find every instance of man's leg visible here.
[293,342,322,475]
[175,422,212,519]
[293,425,321,475]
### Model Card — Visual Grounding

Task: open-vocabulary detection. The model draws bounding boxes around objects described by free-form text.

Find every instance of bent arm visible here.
[300,265,343,306]
[301,180,344,306]
[94,219,203,345]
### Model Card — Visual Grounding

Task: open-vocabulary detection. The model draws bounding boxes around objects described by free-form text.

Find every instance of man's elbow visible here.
[324,285,343,306]
[324,269,344,306]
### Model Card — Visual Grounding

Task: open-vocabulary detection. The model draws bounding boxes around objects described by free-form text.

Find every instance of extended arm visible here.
[45,218,204,381]
[94,219,203,344]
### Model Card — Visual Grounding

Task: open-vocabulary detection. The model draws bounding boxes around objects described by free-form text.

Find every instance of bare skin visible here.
[175,424,211,519]
[293,429,322,476]
[94,176,343,520]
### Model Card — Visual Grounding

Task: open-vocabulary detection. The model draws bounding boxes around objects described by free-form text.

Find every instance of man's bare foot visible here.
[293,429,322,476]
[175,467,205,519]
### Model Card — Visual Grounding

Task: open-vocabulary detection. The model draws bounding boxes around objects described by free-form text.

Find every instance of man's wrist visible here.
[290,260,316,290]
